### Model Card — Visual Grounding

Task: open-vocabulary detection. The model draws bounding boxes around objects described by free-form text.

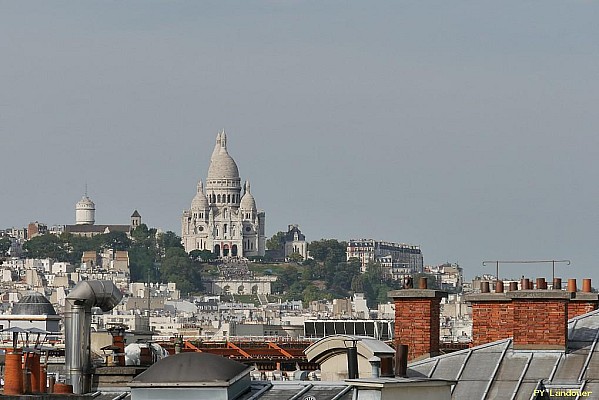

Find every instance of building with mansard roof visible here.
[181,131,266,257]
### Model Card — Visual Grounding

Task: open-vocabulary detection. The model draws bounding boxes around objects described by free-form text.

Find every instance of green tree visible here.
[288,252,304,263]
[266,231,286,251]
[351,274,365,292]
[308,239,347,265]
[158,231,184,252]
[0,237,11,257]
[23,234,69,261]
[129,224,159,282]
[160,247,203,294]
[189,249,217,262]
[131,224,152,243]
[94,231,132,251]
[129,246,157,282]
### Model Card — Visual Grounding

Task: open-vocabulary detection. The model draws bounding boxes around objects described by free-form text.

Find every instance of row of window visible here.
[210,193,239,204]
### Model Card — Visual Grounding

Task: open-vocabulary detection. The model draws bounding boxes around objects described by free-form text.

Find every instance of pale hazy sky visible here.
[2,1,599,281]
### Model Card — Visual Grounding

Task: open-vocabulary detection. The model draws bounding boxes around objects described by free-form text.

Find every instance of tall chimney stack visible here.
[465,292,513,347]
[569,278,598,318]
[508,289,571,350]
[388,286,447,361]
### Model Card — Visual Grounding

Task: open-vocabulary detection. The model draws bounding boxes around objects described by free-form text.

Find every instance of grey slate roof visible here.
[407,309,599,400]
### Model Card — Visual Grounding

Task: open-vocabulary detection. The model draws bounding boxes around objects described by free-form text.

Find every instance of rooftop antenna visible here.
[482,259,571,286]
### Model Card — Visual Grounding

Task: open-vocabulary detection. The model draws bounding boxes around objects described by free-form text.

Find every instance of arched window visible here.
[227,194,231,203]
[217,194,221,203]
[224,224,228,233]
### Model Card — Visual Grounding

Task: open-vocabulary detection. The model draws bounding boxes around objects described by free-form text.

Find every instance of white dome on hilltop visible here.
[207,131,240,180]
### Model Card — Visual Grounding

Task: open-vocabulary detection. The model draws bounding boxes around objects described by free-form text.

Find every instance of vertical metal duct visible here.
[347,345,359,379]
[395,344,408,378]
[65,280,122,394]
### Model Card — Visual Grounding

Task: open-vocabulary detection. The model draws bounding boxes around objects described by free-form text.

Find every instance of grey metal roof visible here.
[12,292,56,315]
[238,382,354,400]
[132,352,251,384]
[407,309,599,399]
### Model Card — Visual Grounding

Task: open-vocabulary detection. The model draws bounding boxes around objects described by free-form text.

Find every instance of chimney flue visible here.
[553,278,562,290]
[481,281,490,293]
[496,280,504,293]
[583,279,592,293]
[522,278,530,290]
[347,343,359,379]
[369,356,381,378]
[395,344,408,378]
[537,278,546,290]
[568,279,577,293]
[419,277,428,289]
[509,282,518,291]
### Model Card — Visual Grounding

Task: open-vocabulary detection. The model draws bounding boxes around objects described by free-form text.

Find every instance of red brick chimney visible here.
[389,284,447,361]
[567,278,599,318]
[467,277,597,350]
[507,290,571,350]
[465,292,513,347]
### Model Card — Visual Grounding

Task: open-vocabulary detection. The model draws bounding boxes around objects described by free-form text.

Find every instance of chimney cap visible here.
[388,289,447,299]
[572,292,599,301]
[507,290,572,300]
[464,293,511,302]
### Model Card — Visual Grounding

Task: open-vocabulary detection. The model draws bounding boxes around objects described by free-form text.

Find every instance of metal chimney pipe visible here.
[536,278,546,290]
[583,279,592,293]
[347,345,359,379]
[481,281,490,293]
[65,281,122,394]
[395,344,408,378]
[553,278,562,290]
[419,277,428,289]
[495,280,504,293]
[380,357,394,377]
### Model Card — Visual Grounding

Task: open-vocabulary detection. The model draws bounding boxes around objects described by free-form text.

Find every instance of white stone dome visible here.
[240,181,257,210]
[207,131,240,180]
[191,181,209,210]
[76,195,95,208]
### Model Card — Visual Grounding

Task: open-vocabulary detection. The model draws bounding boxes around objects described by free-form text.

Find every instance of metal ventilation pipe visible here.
[395,344,408,378]
[65,281,122,394]
[344,339,359,379]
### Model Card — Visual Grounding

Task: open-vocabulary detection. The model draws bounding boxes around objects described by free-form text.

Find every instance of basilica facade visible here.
[181,131,266,257]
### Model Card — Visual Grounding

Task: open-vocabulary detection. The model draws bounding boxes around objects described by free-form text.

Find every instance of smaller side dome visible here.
[240,181,257,211]
[191,180,209,210]
[12,292,57,316]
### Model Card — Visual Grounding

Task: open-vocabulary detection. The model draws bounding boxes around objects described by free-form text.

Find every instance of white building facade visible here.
[347,239,423,277]
[181,131,266,257]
